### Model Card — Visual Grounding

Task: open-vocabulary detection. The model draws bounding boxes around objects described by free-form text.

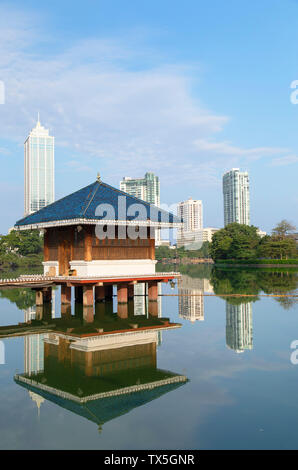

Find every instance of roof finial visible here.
[97,172,101,182]
[37,111,40,125]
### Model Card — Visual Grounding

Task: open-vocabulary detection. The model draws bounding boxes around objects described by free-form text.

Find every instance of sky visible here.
[0,0,298,234]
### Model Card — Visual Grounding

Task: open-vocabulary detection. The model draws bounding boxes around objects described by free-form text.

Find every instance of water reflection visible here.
[14,301,187,432]
[178,275,214,323]
[226,302,253,353]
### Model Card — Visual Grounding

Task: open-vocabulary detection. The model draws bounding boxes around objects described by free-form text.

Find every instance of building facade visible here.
[120,172,160,243]
[120,172,160,207]
[177,198,203,248]
[24,117,55,216]
[202,227,220,243]
[223,168,250,226]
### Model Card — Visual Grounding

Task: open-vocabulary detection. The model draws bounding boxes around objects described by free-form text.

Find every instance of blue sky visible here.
[0,0,297,233]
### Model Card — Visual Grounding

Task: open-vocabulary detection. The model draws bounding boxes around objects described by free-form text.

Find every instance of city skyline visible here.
[0,1,297,235]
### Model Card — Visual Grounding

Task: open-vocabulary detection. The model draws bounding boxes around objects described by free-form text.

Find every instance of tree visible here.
[272,220,296,239]
[209,223,260,261]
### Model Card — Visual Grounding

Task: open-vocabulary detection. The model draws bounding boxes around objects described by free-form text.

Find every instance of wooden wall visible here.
[44,225,155,273]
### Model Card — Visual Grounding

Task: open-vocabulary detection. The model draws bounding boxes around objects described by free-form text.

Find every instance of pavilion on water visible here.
[14,175,182,312]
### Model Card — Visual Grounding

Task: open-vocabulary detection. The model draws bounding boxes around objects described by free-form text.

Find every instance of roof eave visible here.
[14,218,183,231]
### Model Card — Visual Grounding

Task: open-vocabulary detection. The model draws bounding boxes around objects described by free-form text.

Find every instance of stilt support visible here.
[75,286,83,303]
[36,290,43,306]
[148,281,158,302]
[118,303,128,319]
[83,285,94,306]
[95,286,105,303]
[61,285,71,304]
[117,284,128,304]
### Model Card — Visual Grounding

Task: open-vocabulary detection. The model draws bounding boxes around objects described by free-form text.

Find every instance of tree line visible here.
[210,220,297,262]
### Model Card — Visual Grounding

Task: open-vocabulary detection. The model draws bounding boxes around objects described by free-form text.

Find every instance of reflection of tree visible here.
[0,288,36,310]
[210,268,298,309]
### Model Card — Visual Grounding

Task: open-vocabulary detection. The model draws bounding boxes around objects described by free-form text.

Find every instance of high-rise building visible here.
[176,198,203,248]
[120,172,160,243]
[223,168,250,226]
[24,116,55,216]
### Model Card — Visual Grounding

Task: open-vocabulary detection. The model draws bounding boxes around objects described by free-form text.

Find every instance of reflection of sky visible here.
[0,281,298,449]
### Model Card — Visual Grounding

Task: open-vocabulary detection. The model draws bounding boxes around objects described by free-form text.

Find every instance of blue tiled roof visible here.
[15,180,181,227]
[15,378,186,427]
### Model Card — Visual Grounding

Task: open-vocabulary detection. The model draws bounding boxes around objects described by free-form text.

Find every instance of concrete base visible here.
[43,261,59,276]
[69,259,157,277]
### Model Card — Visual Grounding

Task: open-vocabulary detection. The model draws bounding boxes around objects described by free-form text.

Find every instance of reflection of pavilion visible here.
[226,302,253,353]
[15,312,187,430]
[178,275,205,323]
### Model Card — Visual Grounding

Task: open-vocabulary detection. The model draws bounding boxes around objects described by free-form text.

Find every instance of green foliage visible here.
[272,219,296,238]
[210,223,260,261]
[0,230,43,270]
[210,267,298,308]
[210,222,298,262]
[155,241,210,261]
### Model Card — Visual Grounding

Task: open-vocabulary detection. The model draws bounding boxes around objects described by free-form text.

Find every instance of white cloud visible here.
[271,154,298,166]
[0,4,292,189]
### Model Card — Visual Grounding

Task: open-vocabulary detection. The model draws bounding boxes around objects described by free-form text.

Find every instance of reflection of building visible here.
[24,334,44,376]
[24,116,55,216]
[15,319,187,431]
[223,168,250,226]
[226,302,253,353]
[24,307,45,376]
[177,198,203,248]
[178,275,205,323]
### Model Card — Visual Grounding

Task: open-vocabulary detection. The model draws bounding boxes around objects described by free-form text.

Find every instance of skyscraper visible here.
[223,168,250,226]
[176,198,203,248]
[24,116,55,216]
[120,172,160,206]
[120,172,160,243]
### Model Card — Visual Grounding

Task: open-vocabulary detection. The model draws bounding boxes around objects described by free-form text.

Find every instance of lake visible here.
[0,265,298,450]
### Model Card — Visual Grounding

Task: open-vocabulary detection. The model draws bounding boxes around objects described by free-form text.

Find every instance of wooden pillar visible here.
[84,226,93,261]
[117,284,128,304]
[75,286,83,303]
[149,235,155,260]
[44,229,49,262]
[148,281,158,301]
[117,303,128,319]
[128,284,134,299]
[35,305,44,320]
[36,290,43,306]
[95,286,105,303]
[83,285,94,306]
[61,304,72,318]
[105,285,113,301]
[83,306,94,323]
[61,285,71,304]
[43,287,52,303]
[148,301,158,316]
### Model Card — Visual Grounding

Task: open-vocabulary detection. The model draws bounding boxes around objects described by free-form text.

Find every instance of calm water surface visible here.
[0,266,298,450]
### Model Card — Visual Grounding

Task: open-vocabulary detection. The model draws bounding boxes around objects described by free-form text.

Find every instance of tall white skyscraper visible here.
[24,117,55,216]
[223,168,250,226]
[120,172,160,243]
[176,198,203,248]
